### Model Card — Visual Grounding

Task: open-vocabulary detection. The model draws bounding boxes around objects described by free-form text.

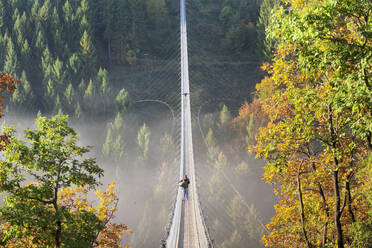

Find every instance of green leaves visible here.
[0,115,104,246]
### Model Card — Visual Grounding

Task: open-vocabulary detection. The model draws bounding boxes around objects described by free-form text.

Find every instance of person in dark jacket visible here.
[179,175,190,200]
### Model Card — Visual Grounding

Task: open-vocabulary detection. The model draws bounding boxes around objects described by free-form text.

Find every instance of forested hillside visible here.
[1,0,369,247]
[0,0,264,117]
[0,0,273,247]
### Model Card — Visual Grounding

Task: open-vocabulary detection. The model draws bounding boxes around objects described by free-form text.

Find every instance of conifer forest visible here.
[0,0,370,247]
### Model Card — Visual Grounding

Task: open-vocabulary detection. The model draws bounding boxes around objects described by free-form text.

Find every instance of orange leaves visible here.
[233,98,268,128]
[0,72,19,120]
[0,72,19,150]
[58,183,131,248]
[0,73,19,94]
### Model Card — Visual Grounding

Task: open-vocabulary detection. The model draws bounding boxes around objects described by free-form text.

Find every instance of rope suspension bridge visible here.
[119,0,270,246]
[164,0,212,246]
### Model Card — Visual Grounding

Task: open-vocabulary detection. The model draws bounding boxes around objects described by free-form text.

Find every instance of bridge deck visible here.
[183,186,197,247]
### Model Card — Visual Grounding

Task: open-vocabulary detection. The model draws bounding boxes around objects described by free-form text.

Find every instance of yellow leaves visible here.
[58,183,130,247]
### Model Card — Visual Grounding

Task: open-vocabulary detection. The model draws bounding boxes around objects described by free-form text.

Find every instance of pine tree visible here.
[80,30,96,78]
[51,7,59,31]
[4,38,18,75]
[137,123,150,161]
[206,128,220,162]
[64,83,75,105]
[112,112,124,132]
[21,39,31,68]
[41,47,52,73]
[80,30,94,56]
[102,127,113,157]
[20,70,33,102]
[83,79,95,102]
[45,79,55,111]
[245,113,255,146]
[63,0,74,25]
[256,0,280,62]
[69,53,81,75]
[74,102,82,119]
[98,68,111,96]
[53,58,65,86]
[218,104,232,130]
[13,12,24,46]
[34,25,46,51]
[78,79,86,96]
[38,0,51,21]
[31,0,40,18]
[53,94,62,114]
[112,134,125,161]
[11,80,25,106]
[115,88,129,114]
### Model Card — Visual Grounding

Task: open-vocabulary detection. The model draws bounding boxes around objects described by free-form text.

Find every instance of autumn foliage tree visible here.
[250,0,371,247]
[0,72,18,149]
[0,115,130,247]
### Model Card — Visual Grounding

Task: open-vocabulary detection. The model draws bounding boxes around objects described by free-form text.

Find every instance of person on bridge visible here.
[179,175,190,200]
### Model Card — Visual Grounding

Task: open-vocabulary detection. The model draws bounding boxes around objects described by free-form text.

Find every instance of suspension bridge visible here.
[118,0,270,246]
[164,0,212,246]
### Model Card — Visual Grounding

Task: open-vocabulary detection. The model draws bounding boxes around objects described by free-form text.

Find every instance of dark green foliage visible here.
[0,0,262,119]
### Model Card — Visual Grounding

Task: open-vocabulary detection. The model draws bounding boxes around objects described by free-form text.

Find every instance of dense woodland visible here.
[0,0,370,247]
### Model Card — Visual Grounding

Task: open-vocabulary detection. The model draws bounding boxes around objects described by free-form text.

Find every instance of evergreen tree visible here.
[20,39,31,68]
[38,0,51,21]
[64,83,75,105]
[206,128,220,162]
[45,79,55,111]
[53,94,62,114]
[74,102,82,119]
[34,25,46,51]
[69,53,81,75]
[78,79,86,96]
[102,127,113,157]
[112,134,125,161]
[256,0,280,62]
[115,88,129,114]
[218,104,232,130]
[137,123,150,161]
[112,112,124,132]
[53,58,65,86]
[41,47,52,73]
[83,79,95,102]
[79,30,96,78]
[3,38,18,75]
[63,0,74,25]
[245,113,255,146]
[31,0,40,18]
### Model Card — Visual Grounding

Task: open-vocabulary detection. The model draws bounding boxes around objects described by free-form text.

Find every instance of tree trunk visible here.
[346,179,355,222]
[333,170,344,248]
[318,184,329,247]
[297,162,312,248]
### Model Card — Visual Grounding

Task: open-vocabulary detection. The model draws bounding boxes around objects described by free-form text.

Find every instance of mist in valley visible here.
[3,96,275,248]
[0,0,278,246]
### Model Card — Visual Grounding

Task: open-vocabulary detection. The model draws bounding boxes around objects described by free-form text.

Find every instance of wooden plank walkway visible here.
[183,185,197,247]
